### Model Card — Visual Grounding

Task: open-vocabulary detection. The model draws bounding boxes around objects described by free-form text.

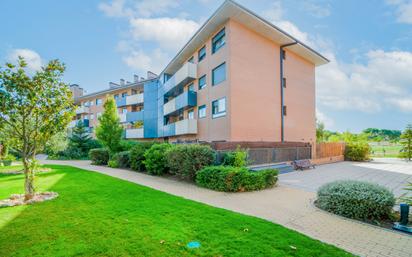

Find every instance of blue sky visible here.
[1,0,412,132]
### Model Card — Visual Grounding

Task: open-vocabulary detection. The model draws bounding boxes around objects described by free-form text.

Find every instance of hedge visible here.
[111,151,130,168]
[345,142,371,161]
[316,180,395,221]
[143,143,173,175]
[166,144,215,180]
[196,166,278,192]
[130,142,157,172]
[89,148,110,165]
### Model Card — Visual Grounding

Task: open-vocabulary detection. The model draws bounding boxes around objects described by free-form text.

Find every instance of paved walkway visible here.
[42,160,412,257]
[280,158,412,197]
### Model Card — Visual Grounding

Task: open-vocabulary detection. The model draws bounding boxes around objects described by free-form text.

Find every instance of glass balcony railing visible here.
[163,119,197,137]
[163,62,197,96]
[163,91,197,116]
[75,106,89,115]
[116,93,144,107]
[119,111,144,123]
[125,128,144,139]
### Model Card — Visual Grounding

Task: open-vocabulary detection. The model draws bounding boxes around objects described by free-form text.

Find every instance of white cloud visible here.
[386,0,412,24]
[302,1,331,18]
[99,0,179,18]
[7,49,43,72]
[316,109,334,129]
[261,1,283,22]
[129,17,199,51]
[386,98,412,112]
[98,0,132,18]
[122,48,169,74]
[134,0,179,18]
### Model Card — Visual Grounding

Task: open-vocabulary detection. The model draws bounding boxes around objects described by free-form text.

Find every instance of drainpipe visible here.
[280,41,298,142]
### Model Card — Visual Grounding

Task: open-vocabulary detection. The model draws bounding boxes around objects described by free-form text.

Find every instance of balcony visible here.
[163,119,197,137]
[116,93,144,107]
[163,91,197,116]
[119,111,144,123]
[125,128,144,139]
[163,62,197,96]
[76,106,89,115]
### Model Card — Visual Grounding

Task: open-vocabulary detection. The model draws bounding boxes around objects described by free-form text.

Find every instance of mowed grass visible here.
[0,165,23,173]
[0,165,351,257]
[370,145,402,158]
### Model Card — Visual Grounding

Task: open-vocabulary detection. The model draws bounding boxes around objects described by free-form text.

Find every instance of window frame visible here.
[198,75,207,90]
[212,97,226,119]
[212,28,226,54]
[198,105,207,119]
[96,98,102,106]
[198,46,206,62]
[212,62,226,86]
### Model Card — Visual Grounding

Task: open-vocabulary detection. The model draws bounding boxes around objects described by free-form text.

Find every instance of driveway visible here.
[280,158,412,197]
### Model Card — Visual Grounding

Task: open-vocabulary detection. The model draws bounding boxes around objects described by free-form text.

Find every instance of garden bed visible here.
[0,192,58,208]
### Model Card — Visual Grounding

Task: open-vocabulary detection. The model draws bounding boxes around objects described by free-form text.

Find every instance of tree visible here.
[95,96,123,153]
[399,124,412,161]
[45,131,68,155]
[68,121,92,156]
[0,57,74,200]
[316,121,325,142]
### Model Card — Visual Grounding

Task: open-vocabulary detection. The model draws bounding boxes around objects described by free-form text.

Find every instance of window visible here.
[198,105,206,119]
[282,49,286,60]
[212,63,226,86]
[114,94,119,100]
[90,101,94,106]
[212,28,225,54]
[188,56,194,63]
[96,98,102,105]
[122,108,127,114]
[283,78,287,88]
[90,114,94,120]
[188,109,194,119]
[212,98,226,118]
[188,83,195,92]
[122,92,128,98]
[198,46,206,62]
[283,106,287,116]
[198,75,206,89]
[131,89,137,95]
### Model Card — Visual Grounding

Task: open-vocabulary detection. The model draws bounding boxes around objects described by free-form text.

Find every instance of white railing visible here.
[126,93,144,105]
[76,106,89,114]
[119,113,126,123]
[164,62,197,94]
[175,119,197,135]
[125,128,144,139]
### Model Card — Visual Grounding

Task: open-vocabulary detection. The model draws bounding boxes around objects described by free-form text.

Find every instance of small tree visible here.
[0,57,74,200]
[69,121,92,156]
[400,124,412,161]
[95,96,123,153]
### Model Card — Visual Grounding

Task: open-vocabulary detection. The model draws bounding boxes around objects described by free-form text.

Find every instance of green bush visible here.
[166,144,215,180]
[143,143,173,175]
[196,166,278,192]
[108,159,119,168]
[89,148,110,165]
[316,180,395,221]
[119,140,139,151]
[130,142,157,172]
[345,142,371,161]
[112,151,130,168]
[222,147,248,167]
[2,154,16,166]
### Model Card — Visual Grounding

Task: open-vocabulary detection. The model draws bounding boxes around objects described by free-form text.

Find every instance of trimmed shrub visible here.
[2,154,16,166]
[143,143,173,175]
[89,148,110,165]
[112,151,130,168]
[196,166,278,192]
[130,142,157,172]
[222,146,248,167]
[119,140,139,151]
[166,144,215,180]
[108,159,119,168]
[345,142,371,161]
[316,180,395,221]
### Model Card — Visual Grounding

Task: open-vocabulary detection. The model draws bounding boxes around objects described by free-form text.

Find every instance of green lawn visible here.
[370,145,402,158]
[0,165,23,173]
[0,165,351,257]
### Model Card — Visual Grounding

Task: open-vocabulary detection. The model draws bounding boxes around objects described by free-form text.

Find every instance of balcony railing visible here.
[119,111,144,123]
[116,93,144,107]
[163,119,197,137]
[163,62,197,96]
[125,128,144,139]
[163,91,197,116]
[75,106,89,115]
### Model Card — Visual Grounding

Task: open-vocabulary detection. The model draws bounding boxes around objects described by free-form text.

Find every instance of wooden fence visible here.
[313,142,345,164]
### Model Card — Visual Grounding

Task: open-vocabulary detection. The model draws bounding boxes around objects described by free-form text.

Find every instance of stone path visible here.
[42,160,412,257]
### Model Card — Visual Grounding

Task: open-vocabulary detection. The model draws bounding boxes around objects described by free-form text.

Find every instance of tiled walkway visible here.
[42,160,412,257]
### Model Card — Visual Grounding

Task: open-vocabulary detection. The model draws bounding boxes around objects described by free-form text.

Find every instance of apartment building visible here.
[70,0,328,147]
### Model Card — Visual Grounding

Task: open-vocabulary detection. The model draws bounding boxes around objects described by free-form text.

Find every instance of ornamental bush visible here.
[166,144,215,180]
[344,142,371,161]
[112,151,130,168]
[143,143,173,175]
[196,166,278,192]
[130,142,157,172]
[89,148,110,165]
[222,146,248,167]
[316,180,395,221]
[108,159,119,168]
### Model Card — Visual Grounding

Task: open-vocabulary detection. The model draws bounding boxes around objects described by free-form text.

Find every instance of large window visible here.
[198,105,206,119]
[212,98,226,118]
[212,28,226,54]
[198,75,207,90]
[212,63,226,86]
[198,46,206,62]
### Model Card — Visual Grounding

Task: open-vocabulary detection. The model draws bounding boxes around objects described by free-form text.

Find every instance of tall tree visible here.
[0,57,74,200]
[400,124,412,161]
[95,96,123,153]
[69,121,91,156]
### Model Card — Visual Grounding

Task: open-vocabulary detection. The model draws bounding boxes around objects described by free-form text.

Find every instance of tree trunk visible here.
[23,157,35,201]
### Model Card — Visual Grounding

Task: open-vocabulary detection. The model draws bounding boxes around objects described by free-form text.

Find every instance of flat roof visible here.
[161,0,329,76]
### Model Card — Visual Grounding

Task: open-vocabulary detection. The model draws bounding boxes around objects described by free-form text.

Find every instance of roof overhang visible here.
[162,0,329,75]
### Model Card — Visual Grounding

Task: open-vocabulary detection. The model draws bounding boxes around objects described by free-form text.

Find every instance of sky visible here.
[1,0,412,133]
